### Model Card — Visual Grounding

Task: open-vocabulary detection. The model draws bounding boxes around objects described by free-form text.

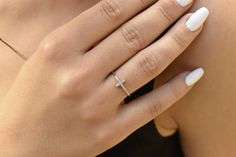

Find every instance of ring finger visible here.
[86,0,193,79]
[102,8,209,103]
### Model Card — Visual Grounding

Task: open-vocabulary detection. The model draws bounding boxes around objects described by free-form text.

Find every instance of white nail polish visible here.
[176,0,192,7]
[186,7,209,31]
[185,68,205,86]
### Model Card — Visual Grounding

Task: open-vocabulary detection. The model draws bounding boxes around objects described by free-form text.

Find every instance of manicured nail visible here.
[186,7,209,31]
[185,68,205,86]
[176,0,193,7]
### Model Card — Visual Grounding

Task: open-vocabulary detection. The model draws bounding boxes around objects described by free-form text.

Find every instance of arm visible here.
[155,0,236,156]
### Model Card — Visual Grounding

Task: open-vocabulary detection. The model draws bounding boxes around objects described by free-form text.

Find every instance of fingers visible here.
[113,69,205,136]
[87,0,193,77]
[52,0,157,52]
[102,7,209,101]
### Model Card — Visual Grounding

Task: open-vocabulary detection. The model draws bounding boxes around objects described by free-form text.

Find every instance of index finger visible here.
[52,0,157,52]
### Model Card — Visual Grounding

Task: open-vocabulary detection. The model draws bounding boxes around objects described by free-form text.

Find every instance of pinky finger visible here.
[114,68,205,136]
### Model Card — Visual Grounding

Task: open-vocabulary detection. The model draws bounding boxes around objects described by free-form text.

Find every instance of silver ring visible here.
[112,72,131,97]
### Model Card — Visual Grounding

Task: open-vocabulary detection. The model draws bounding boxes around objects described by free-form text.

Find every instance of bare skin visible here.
[155,1,236,157]
[0,0,206,156]
[0,0,101,102]
[0,0,235,157]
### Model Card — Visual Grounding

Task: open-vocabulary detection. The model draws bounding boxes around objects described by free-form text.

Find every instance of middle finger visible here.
[86,0,193,79]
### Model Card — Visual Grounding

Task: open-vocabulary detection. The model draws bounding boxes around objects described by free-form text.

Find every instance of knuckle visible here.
[99,0,122,21]
[94,129,115,147]
[160,48,175,62]
[39,41,58,61]
[38,38,65,62]
[155,5,174,24]
[138,53,160,76]
[154,0,182,24]
[147,98,164,117]
[57,78,77,98]
[95,129,110,143]
[169,85,187,100]
[120,24,145,50]
[78,106,101,123]
[170,32,186,50]
[58,70,89,97]
[69,71,88,86]
[170,87,182,100]
[79,112,97,123]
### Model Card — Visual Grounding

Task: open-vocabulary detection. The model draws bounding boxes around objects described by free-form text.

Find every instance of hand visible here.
[0,0,208,156]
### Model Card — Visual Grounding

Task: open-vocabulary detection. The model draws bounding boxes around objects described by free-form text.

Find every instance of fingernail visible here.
[185,68,205,86]
[176,0,193,7]
[186,7,209,31]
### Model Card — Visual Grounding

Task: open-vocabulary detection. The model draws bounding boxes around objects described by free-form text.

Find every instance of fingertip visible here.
[176,0,193,8]
[185,7,210,31]
[185,67,205,86]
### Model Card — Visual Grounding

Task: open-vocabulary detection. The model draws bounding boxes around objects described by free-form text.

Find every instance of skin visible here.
[155,1,236,157]
[0,0,101,102]
[0,0,203,156]
[0,0,235,157]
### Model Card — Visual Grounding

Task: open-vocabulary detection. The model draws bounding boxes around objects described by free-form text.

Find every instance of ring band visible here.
[112,72,131,97]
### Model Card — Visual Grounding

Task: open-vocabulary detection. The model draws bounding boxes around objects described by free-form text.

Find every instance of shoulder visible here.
[154,0,236,156]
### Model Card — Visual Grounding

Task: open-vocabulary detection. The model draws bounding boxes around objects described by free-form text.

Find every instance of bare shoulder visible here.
[155,0,236,157]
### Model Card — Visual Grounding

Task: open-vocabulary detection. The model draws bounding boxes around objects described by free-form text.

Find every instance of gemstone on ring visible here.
[112,72,131,97]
